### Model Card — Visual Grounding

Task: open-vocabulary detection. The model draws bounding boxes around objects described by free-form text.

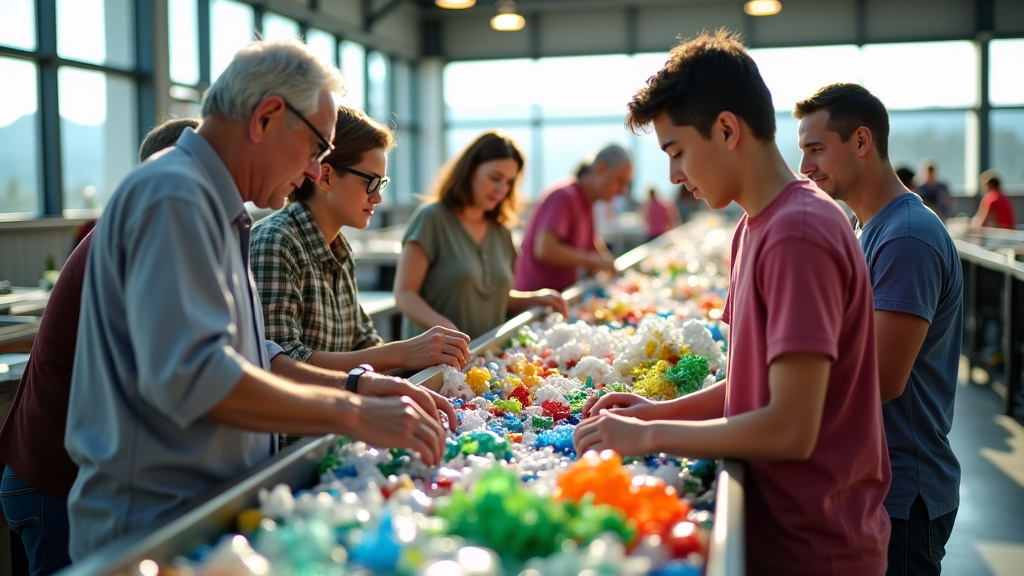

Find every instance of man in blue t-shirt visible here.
[795,83,961,576]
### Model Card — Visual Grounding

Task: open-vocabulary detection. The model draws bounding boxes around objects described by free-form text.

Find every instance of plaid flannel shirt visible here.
[251,201,382,363]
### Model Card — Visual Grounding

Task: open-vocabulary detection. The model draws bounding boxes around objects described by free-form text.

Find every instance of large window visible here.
[210,0,254,81]
[861,41,976,109]
[0,0,36,51]
[58,68,137,216]
[443,54,670,202]
[305,28,338,67]
[991,110,1024,188]
[389,58,416,205]
[262,12,299,42]
[444,59,534,122]
[0,57,40,216]
[339,40,366,110]
[168,0,200,87]
[751,45,862,111]
[989,39,1024,107]
[989,39,1024,190]
[57,0,135,68]
[752,42,975,190]
[0,0,139,219]
[0,0,411,221]
[367,51,391,121]
[888,111,968,193]
[444,40,991,205]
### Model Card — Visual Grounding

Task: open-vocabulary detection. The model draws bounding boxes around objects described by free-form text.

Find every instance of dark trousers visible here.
[887,495,958,576]
[0,467,71,576]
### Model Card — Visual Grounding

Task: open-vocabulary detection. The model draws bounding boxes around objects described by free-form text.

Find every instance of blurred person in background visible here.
[916,160,951,220]
[895,166,916,191]
[641,185,681,240]
[514,143,632,292]
[971,170,1016,229]
[675,182,704,223]
[395,131,567,340]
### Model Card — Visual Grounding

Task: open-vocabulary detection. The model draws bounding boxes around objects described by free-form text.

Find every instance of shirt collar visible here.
[286,201,351,265]
[174,127,247,222]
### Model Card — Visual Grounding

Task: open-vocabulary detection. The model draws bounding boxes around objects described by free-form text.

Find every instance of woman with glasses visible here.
[251,107,471,443]
[395,131,568,341]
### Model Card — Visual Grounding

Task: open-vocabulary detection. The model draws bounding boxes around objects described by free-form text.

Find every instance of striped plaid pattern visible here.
[252,202,382,449]
[251,201,382,362]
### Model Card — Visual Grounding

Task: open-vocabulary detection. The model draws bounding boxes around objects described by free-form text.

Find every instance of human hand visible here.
[581,392,653,419]
[402,326,471,370]
[357,372,458,432]
[573,409,651,457]
[531,289,569,319]
[587,252,617,275]
[351,395,447,466]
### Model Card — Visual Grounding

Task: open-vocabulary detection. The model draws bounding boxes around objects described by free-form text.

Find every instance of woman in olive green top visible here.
[395,131,568,340]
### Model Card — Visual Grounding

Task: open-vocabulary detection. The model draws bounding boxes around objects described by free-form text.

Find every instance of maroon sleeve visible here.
[759,237,847,364]
[530,188,574,239]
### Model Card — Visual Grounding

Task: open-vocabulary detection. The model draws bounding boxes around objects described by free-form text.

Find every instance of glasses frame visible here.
[282,99,334,164]
[331,164,390,195]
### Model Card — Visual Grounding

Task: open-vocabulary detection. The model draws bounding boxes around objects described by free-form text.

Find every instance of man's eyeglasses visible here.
[282,99,334,164]
[332,165,390,195]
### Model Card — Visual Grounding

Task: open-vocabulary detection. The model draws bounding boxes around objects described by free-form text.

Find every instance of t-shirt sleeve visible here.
[530,190,574,240]
[123,194,246,428]
[759,237,848,363]
[402,204,441,263]
[721,219,745,327]
[868,237,941,322]
[250,225,315,363]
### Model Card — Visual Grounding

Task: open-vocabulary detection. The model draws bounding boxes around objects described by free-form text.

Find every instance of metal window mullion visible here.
[198,0,211,87]
[38,0,62,217]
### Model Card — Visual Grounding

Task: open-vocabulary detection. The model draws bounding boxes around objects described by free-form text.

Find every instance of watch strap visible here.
[345,364,374,393]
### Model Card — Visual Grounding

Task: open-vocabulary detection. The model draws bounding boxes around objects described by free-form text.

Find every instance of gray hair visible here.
[201,38,346,123]
[576,143,631,177]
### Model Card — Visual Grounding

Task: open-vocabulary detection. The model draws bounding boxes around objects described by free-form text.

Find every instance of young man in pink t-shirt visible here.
[574,30,891,576]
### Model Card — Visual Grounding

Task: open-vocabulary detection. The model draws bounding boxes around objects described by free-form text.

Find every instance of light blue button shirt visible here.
[65,128,275,559]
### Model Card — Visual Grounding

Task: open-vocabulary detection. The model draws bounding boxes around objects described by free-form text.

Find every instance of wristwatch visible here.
[346,364,374,393]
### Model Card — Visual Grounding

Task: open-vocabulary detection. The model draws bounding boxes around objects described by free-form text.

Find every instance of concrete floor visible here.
[944,365,1024,576]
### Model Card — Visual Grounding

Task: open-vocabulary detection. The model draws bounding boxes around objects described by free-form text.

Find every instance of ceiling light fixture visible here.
[744,0,782,16]
[436,0,475,8]
[491,0,525,31]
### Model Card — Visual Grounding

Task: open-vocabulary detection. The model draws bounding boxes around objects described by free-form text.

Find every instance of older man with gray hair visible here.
[65,39,450,560]
[515,143,633,292]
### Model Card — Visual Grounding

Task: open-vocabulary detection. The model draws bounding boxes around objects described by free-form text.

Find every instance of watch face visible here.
[347,368,365,392]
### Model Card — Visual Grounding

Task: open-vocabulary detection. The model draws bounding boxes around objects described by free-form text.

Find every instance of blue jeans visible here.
[887,495,958,576]
[0,467,71,576]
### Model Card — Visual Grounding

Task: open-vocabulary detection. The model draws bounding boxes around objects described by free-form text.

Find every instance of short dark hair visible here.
[895,166,915,188]
[793,83,890,159]
[139,117,200,162]
[626,29,776,142]
[291,105,396,203]
[428,131,524,226]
